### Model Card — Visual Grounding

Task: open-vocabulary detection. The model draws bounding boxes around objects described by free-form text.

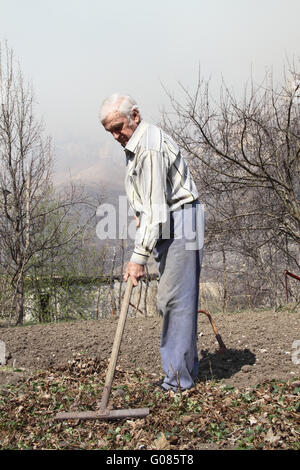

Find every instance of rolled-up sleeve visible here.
[130,150,169,265]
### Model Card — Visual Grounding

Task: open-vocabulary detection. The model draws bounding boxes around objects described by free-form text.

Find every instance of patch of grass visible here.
[221,384,235,392]
[208,422,230,441]
[0,365,24,373]
[239,391,255,403]
[186,398,202,413]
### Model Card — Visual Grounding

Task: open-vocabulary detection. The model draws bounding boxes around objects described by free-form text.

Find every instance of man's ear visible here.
[131,108,141,125]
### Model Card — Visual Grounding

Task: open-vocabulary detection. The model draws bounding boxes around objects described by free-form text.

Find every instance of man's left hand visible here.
[124,262,145,286]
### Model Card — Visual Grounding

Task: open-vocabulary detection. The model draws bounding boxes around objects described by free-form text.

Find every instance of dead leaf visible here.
[181,415,194,425]
[257,414,269,424]
[264,428,281,445]
[16,405,24,414]
[248,415,258,425]
[291,380,300,390]
[223,397,233,406]
[152,432,170,450]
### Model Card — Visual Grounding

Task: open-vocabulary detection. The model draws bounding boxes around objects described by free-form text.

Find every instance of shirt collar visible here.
[125,120,148,154]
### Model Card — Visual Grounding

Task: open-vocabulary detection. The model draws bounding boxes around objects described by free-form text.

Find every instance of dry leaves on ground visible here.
[0,357,299,450]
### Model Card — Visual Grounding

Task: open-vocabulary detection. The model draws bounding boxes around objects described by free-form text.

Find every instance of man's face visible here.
[102,109,140,148]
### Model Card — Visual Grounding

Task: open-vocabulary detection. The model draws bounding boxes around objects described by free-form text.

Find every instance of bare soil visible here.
[1,307,300,390]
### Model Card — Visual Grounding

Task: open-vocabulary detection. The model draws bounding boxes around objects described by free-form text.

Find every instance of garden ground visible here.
[0,307,299,450]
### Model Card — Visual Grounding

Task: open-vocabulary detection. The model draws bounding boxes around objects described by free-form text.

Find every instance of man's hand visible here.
[124,261,145,286]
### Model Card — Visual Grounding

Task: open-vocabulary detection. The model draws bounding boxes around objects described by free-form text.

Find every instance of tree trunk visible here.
[16,277,24,325]
[222,249,228,313]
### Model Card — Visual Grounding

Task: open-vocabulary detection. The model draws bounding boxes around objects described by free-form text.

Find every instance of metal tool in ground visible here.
[198,309,227,353]
[54,278,150,421]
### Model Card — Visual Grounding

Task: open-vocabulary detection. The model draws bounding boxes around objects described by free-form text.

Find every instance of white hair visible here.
[99,93,141,123]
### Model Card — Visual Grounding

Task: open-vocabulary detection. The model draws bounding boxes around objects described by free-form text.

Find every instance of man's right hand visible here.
[124,261,145,286]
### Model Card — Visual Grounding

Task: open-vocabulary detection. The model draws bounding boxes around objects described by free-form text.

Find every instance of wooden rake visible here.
[54,278,150,421]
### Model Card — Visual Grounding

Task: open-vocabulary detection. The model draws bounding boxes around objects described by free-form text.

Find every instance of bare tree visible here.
[162,62,300,308]
[0,42,94,324]
[163,64,300,242]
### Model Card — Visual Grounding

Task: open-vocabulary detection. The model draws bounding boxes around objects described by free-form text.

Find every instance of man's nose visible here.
[112,131,120,140]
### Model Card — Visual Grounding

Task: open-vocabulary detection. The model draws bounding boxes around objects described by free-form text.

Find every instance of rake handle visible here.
[99,278,133,412]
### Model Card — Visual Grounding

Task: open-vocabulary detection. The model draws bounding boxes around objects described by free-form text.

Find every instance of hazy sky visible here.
[1,0,300,187]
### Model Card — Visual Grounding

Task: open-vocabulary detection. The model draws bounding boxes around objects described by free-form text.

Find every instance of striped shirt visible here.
[125,120,199,265]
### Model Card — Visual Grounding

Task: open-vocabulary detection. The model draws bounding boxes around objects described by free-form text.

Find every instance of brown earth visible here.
[1,307,300,390]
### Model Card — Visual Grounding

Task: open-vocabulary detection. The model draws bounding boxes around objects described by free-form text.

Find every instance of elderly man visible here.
[100,93,205,391]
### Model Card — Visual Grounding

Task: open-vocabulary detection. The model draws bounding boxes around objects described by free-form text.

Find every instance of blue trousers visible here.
[152,201,205,391]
